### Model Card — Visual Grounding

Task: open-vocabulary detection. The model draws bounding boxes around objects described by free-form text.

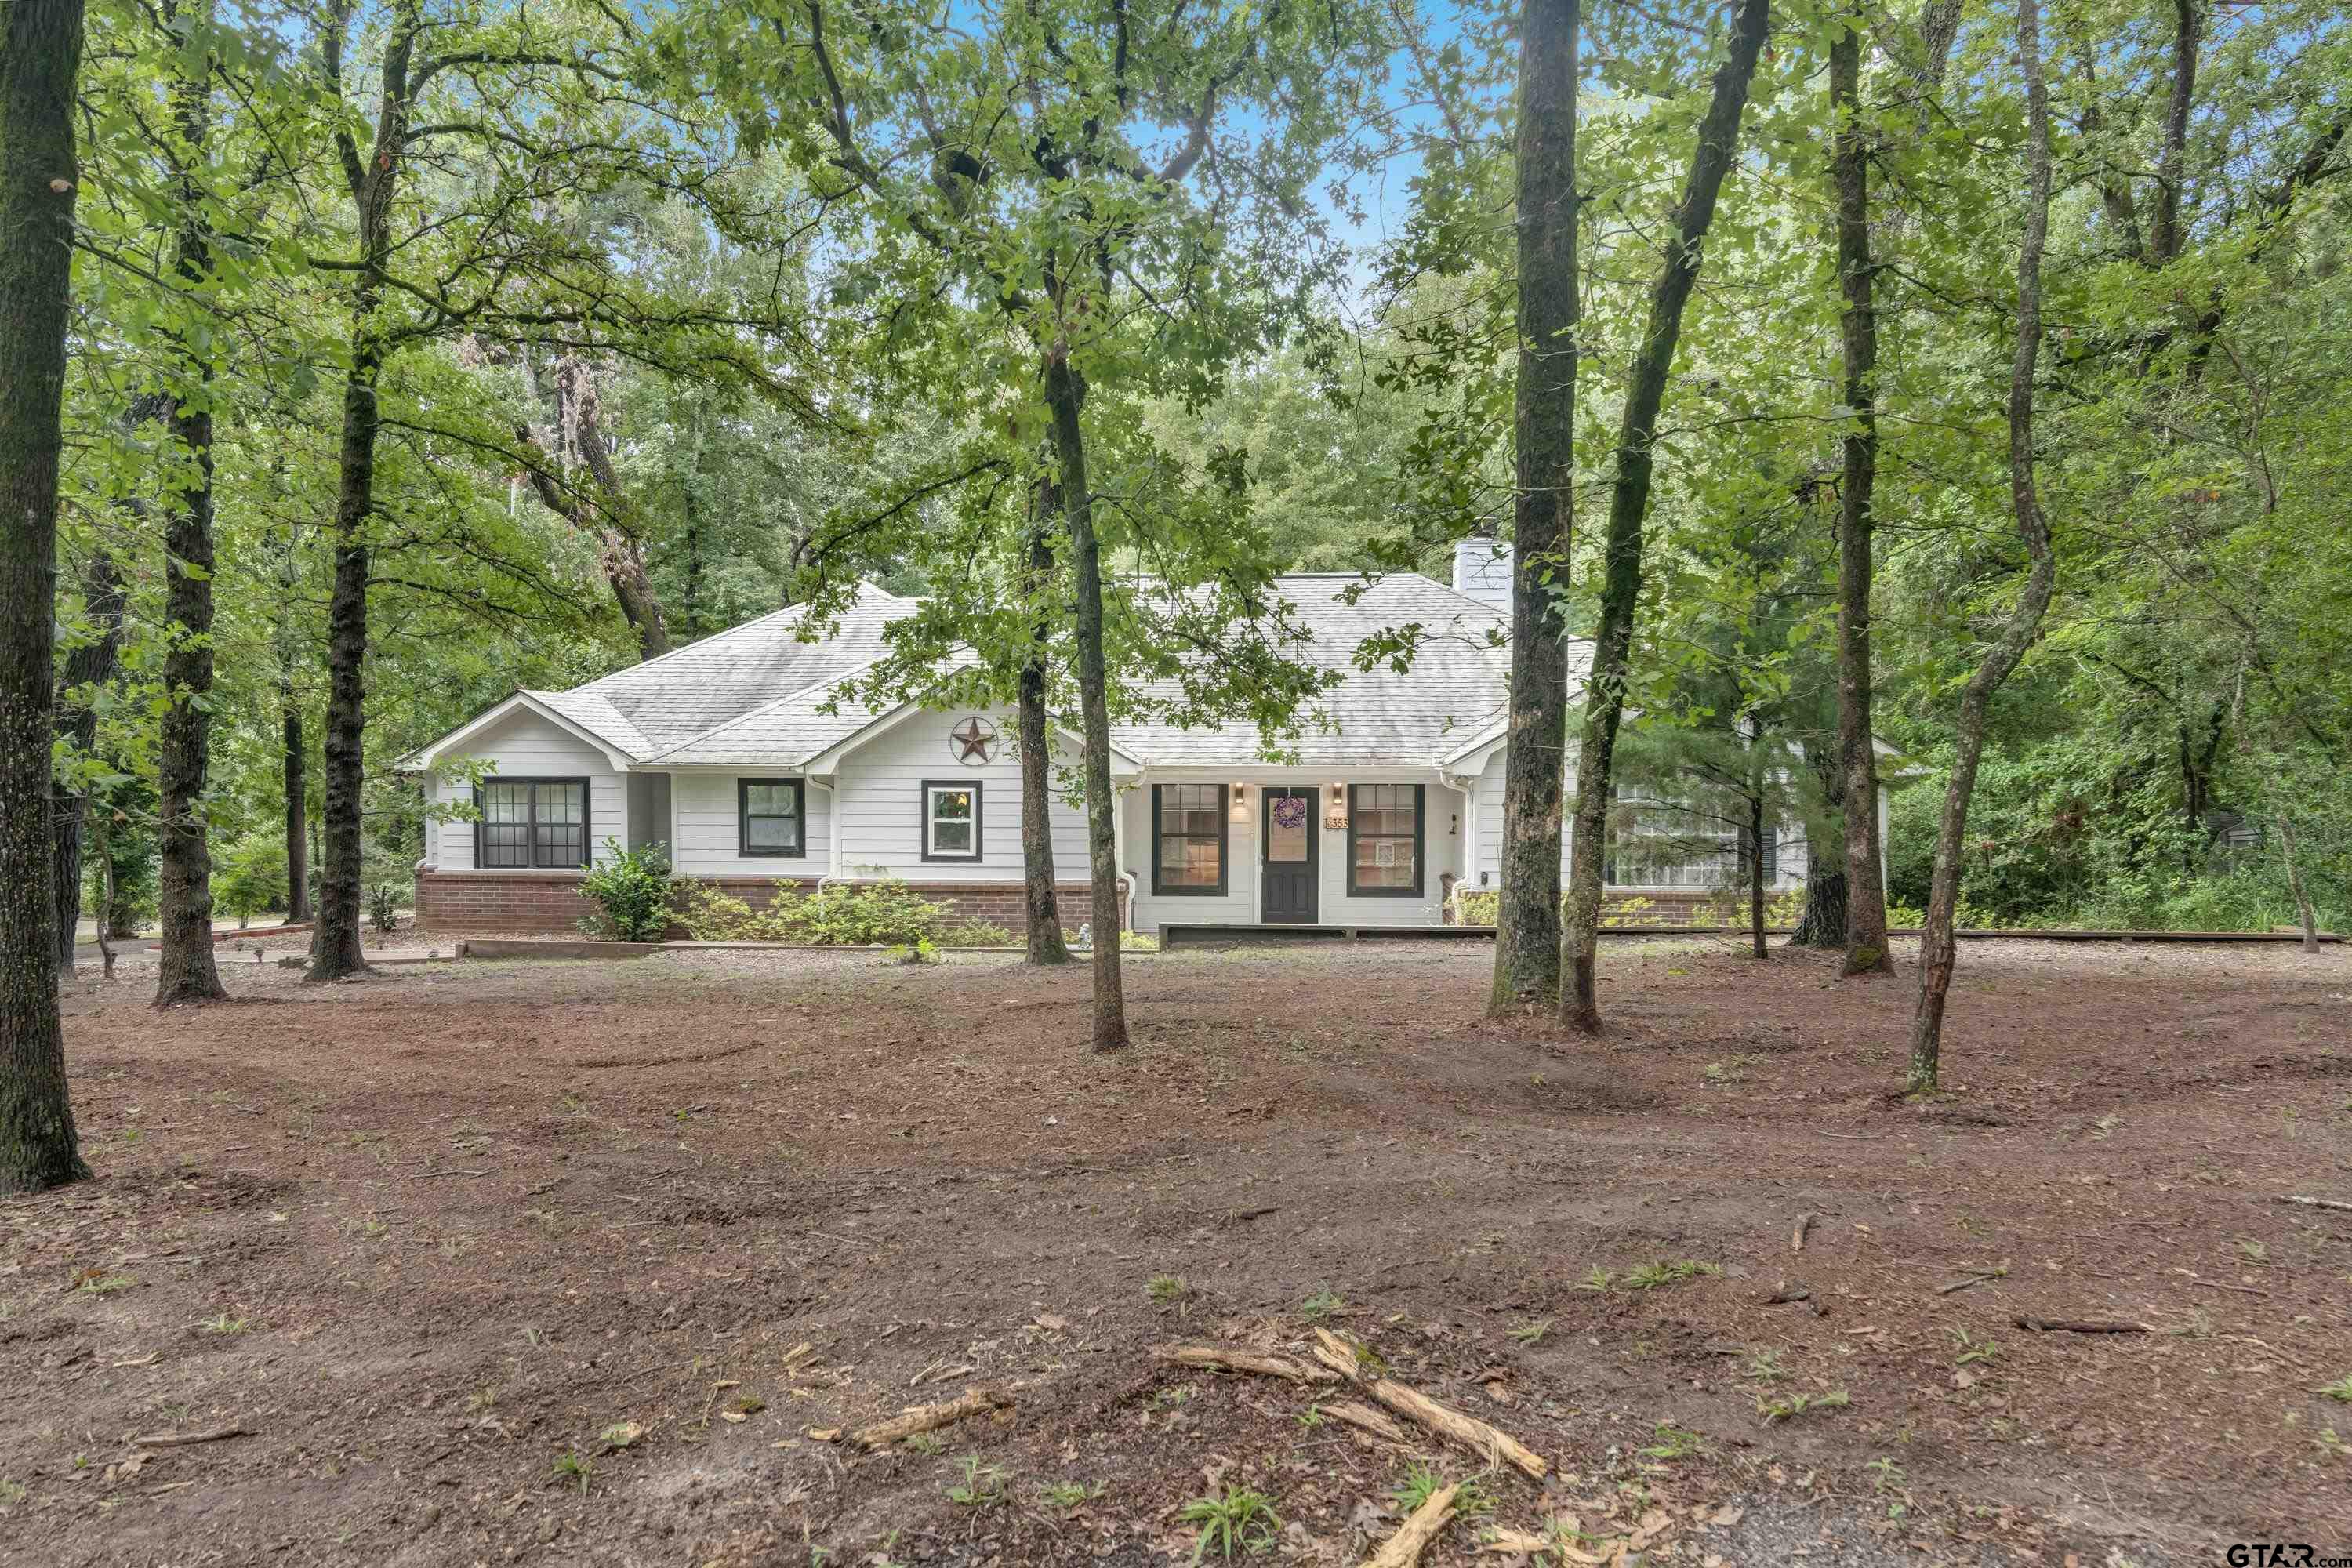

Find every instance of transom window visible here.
[475,778,589,869]
[1153,783,1227,896]
[1348,783,1422,896]
[922,781,982,862]
[738,779,807,858]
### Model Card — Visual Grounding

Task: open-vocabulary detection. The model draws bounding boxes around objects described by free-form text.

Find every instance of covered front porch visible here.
[1121,768,1471,936]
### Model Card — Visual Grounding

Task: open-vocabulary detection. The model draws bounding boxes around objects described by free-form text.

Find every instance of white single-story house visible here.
[401,542,1886,935]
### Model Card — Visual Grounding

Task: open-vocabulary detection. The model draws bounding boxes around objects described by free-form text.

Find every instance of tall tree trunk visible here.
[2147,0,2198,267]
[1790,733,1848,948]
[0,0,91,1193]
[1018,485,1071,966]
[1487,0,1580,1014]
[154,2,228,1007]
[1907,0,2059,1094]
[310,348,378,982]
[520,355,670,662]
[310,2,416,982]
[1830,16,1893,976]
[53,544,127,975]
[282,694,309,922]
[1747,786,1766,960]
[1044,350,1126,1050]
[1561,0,1769,1031]
[2276,812,2318,954]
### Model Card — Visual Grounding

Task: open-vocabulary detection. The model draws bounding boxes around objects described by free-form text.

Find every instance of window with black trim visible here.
[1152,783,1226,895]
[738,779,807,858]
[1347,783,1423,896]
[475,778,590,869]
[921,781,982,862]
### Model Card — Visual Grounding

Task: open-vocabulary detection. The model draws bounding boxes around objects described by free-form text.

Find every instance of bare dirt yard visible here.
[5,935,2348,1568]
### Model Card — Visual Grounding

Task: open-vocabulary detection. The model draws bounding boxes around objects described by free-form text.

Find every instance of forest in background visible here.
[42,0,2346,951]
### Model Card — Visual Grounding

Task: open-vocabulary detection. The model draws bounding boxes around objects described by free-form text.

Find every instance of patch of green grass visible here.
[1299,1289,1345,1321]
[199,1312,248,1335]
[1508,1318,1552,1345]
[0,1479,26,1508]
[1388,1463,1492,1517]
[1573,1265,1614,1293]
[1756,1388,1851,1424]
[551,1450,592,1495]
[73,1270,136,1297]
[1294,1403,1326,1428]
[2316,1373,2352,1403]
[902,1429,947,1455]
[2235,1238,2270,1265]
[1950,1327,1999,1367]
[944,1455,1007,1507]
[1389,1463,1446,1513]
[1178,1486,1282,1562]
[1638,1422,1704,1461]
[1147,1274,1187,1305]
[1620,1259,1721,1292]
[1039,1479,1101,1508]
[1744,1348,1790,1382]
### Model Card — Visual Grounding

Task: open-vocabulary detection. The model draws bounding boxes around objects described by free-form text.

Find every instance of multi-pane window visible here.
[1348,783,1421,896]
[476,779,588,869]
[1153,784,1226,895]
[923,782,982,861]
[739,779,806,858]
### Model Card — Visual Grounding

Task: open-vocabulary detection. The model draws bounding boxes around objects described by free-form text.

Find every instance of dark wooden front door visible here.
[1261,788,1318,924]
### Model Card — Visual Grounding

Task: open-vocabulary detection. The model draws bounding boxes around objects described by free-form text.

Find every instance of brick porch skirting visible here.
[413,870,1120,936]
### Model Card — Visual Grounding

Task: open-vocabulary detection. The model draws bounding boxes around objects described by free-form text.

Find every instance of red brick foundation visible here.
[413,871,1122,936]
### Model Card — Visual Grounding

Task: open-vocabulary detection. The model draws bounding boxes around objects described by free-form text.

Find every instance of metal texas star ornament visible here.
[949,716,997,764]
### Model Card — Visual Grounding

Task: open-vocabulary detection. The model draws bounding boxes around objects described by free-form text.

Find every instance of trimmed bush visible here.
[576,840,677,942]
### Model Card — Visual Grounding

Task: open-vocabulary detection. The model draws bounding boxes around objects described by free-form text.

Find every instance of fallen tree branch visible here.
[844,1385,1015,1449]
[2276,1194,2352,1213]
[132,1426,249,1448]
[1936,1261,2009,1296]
[2011,1315,2148,1334]
[1359,1481,1457,1568]
[1321,1399,1411,1445]
[1154,1345,1338,1385]
[1310,1329,1547,1479]
[1791,1212,1817,1254]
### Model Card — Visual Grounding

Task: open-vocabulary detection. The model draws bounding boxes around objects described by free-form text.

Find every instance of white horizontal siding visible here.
[1126,775,1465,933]
[833,710,1090,883]
[669,771,832,878]
[1125,782,1254,932]
[422,710,624,869]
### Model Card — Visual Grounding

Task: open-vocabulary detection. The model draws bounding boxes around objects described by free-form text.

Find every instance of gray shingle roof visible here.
[526,573,1584,771]
[564,583,916,753]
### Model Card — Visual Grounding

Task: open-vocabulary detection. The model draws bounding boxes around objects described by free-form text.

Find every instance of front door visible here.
[1261,787,1318,924]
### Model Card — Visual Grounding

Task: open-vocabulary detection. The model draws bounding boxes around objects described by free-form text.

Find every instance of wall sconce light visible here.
[1323,782,1348,832]
[1231,782,1250,818]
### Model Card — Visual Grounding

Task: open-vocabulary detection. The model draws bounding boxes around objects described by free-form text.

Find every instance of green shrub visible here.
[367,884,404,934]
[575,840,676,942]
[674,881,803,941]
[798,880,953,945]
[216,836,290,923]
[671,877,1000,947]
